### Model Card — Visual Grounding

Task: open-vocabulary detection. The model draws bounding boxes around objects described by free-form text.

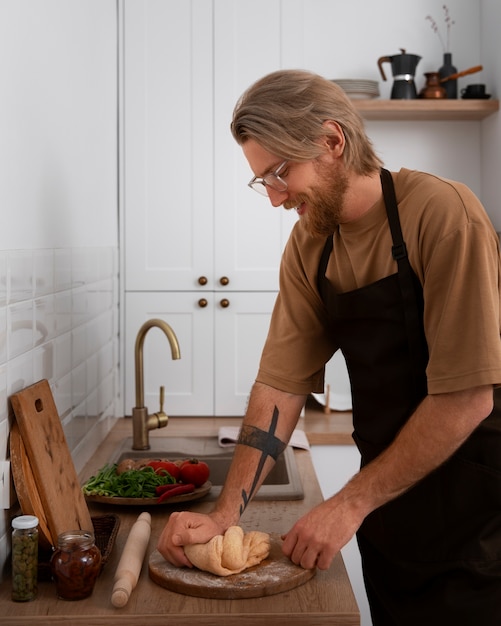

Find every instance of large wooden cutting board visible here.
[149,535,315,599]
[10,380,93,546]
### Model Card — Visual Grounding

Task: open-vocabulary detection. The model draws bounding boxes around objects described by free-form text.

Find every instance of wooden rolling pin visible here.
[440,64,483,82]
[111,511,152,608]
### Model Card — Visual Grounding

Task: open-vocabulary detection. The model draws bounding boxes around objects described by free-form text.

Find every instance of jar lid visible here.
[57,530,95,548]
[12,515,39,529]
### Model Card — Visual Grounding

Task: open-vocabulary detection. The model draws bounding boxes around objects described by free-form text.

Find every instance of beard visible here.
[285,161,349,238]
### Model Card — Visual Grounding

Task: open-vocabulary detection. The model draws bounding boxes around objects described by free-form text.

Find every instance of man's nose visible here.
[266,187,288,207]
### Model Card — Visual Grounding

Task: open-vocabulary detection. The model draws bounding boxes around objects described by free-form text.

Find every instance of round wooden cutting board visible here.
[149,535,315,599]
[9,421,53,550]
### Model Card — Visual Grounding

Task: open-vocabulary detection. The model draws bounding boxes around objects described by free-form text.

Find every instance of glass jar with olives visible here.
[50,530,101,600]
[11,515,39,602]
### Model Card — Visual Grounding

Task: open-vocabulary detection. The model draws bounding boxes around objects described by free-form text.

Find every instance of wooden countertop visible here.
[0,418,359,625]
[302,398,354,446]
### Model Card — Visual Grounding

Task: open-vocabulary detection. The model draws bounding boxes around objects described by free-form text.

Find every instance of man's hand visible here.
[283,385,493,571]
[282,495,363,570]
[157,384,306,568]
[157,511,225,567]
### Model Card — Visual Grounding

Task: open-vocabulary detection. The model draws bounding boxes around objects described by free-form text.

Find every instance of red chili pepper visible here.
[155,483,181,496]
[157,483,195,503]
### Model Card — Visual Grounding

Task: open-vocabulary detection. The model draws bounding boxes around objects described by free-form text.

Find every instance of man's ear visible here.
[321,120,345,157]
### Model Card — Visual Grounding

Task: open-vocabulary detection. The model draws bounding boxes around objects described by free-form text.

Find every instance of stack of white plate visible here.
[331,79,380,100]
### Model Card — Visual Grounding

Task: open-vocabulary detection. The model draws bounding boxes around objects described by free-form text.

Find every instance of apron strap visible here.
[317,234,333,301]
[380,168,428,387]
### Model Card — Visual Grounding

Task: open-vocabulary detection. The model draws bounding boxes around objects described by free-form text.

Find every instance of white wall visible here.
[0,0,118,249]
[0,0,119,577]
[480,0,501,228]
[274,0,486,201]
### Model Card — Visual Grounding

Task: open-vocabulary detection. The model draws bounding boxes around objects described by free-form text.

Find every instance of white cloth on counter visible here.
[218,426,310,451]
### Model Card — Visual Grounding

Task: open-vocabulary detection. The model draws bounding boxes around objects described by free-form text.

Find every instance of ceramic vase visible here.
[438,53,458,99]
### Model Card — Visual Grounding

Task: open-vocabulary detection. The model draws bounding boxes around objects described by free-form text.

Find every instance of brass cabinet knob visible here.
[219,276,230,286]
[198,276,208,286]
[198,298,208,308]
[220,298,230,308]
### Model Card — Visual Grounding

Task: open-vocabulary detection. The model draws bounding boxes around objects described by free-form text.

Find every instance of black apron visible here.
[317,169,501,626]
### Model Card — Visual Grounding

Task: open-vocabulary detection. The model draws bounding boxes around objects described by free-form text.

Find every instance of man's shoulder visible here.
[395,168,476,202]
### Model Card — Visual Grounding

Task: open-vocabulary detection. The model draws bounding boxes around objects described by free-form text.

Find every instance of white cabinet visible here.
[213,0,299,291]
[124,292,276,416]
[123,0,214,293]
[122,0,298,415]
[123,0,297,293]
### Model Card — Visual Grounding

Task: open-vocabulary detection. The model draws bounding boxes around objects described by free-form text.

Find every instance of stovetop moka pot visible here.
[378,48,421,99]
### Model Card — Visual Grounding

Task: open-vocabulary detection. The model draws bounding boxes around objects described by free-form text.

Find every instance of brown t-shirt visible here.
[257,168,501,396]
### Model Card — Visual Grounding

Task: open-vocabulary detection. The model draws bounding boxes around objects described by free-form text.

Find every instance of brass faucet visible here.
[132,319,181,450]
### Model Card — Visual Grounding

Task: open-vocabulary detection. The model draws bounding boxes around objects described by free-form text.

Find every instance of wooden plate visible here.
[149,535,316,599]
[84,481,212,506]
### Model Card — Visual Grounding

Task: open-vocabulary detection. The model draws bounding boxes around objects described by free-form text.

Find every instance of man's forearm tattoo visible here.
[237,405,287,515]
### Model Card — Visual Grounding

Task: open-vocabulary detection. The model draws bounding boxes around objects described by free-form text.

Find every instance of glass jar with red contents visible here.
[50,530,102,600]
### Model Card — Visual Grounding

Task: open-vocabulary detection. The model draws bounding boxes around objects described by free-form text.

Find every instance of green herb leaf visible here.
[82,463,176,498]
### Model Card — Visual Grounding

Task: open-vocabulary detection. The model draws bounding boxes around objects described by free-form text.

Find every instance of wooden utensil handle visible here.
[440,64,483,82]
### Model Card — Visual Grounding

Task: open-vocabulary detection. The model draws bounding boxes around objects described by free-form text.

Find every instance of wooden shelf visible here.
[353,99,499,121]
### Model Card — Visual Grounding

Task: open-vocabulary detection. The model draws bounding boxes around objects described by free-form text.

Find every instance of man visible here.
[158,70,501,625]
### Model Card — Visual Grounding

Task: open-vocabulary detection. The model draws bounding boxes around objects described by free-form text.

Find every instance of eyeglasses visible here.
[248,161,288,196]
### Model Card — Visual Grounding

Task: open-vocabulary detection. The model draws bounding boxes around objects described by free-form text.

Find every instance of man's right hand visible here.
[156,510,225,567]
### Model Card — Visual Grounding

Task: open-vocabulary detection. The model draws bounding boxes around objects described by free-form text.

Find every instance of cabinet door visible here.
[213,0,299,291]
[125,290,277,416]
[214,291,277,415]
[124,0,300,293]
[124,0,214,291]
[124,292,214,416]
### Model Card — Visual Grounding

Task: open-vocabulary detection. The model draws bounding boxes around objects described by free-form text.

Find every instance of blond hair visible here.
[231,69,383,175]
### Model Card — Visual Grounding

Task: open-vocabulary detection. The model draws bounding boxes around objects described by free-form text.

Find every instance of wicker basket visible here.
[38,513,120,581]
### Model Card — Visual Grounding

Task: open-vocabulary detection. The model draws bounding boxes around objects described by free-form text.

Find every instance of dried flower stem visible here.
[426,4,455,52]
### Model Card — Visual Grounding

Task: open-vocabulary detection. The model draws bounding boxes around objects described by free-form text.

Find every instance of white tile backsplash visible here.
[0,246,120,578]
[54,248,72,292]
[0,366,6,424]
[0,308,6,365]
[7,251,34,304]
[35,294,56,344]
[53,372,73,420]
[33,249,55,298]
[32,344,54,383]
[6,352,33,397]
[72,323,88,369]
[54,333,72,380]
[54,291,72,335]
[0,253,7,308]
[7,301,33,359]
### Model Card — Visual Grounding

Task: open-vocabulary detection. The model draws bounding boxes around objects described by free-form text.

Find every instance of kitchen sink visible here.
[112,436,304,501]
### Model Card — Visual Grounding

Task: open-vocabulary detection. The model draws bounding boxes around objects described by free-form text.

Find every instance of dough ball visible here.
[185,526,270,576]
